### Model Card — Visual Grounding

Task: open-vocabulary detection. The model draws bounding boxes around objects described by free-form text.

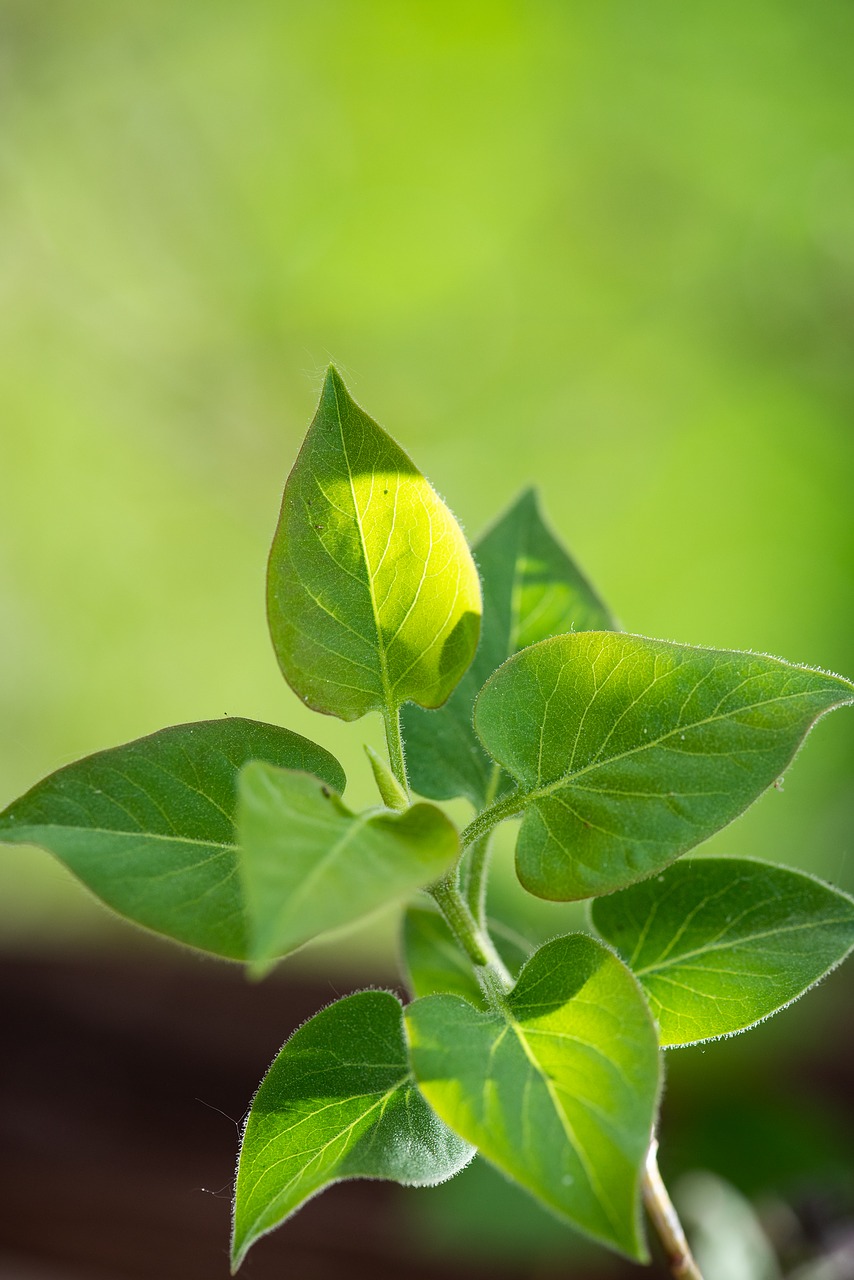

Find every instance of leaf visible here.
[266,366,481,722]
[231,990,473,1271]
[473,633,854,900]
[0,719,345,959]
[238,762,459,968]
[403,487,616,806]
[401,901,533,1007]
[405,934,661,1260]
[591,857,854,1047]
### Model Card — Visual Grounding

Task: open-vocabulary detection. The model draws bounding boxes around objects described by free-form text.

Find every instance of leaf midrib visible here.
[330,376,395,713]
[1,821,231,853]
[504,1011,622,1239]
[265,803,372,926]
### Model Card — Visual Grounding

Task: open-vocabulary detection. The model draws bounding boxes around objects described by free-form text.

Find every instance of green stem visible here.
[642,1139,704,1280]
[465,833,493,927]
[429,877,512,1001]
[464,764,502,925]
[382,704,409,796]
[460,790,525,851]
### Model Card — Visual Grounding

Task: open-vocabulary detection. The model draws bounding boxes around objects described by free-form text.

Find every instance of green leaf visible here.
[231,990,473,1271]
[403,487,616,805]
[0,719,345,959]
[405,934,661,1260]
[401,901,533,1007]
[238,761,459,968]
[591,857,854,1047]
[266,366,481,722]
[473,633,854,900]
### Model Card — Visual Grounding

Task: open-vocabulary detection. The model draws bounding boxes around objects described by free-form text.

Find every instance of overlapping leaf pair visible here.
[2,369,853,1271]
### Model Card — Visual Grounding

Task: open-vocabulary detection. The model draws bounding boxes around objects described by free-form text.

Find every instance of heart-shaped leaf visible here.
[232,990,473,1270]
[592,857,854,1046]
[405,934,661,1259]
[473,633,854,900]
[403,488,616,805]
[238,762,458,968]
[0,719,344,959]
[267,367,481,722]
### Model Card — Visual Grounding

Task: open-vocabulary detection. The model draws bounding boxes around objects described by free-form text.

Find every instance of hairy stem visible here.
[460,790,525,850]
[382,704,409,796]
[430,876,512,1001]
[464,832,493,927]
[642,1139,704,1280]
[463,765,502,925]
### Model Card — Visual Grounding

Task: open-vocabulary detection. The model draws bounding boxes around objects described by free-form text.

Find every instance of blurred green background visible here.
[2,5,853,1274]
[1,1,852,951]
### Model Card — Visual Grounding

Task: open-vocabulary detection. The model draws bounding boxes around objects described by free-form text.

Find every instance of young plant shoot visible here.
[3,368,853,1279]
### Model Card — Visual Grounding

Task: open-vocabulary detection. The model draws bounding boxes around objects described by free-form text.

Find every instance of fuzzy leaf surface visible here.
[401,902,532,1007]
[232,990,473,1270]
[474,633,854,900]
[238,762,458,967]
[404,488,615,805]
[0,720,344,959]
[405,934,660,1259]
[592,857,854,1046]
[267,367,481,721]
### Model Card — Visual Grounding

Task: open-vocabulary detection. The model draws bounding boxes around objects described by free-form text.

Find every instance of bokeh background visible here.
[1,3,853,1278]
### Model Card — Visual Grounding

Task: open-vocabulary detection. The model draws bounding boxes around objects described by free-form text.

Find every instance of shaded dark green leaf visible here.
[232,990,473,1270]
[0,719,345,959]
[404,488,615,805]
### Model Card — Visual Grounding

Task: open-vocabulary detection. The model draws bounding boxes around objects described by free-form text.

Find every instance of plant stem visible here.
[430,876,512,1000]
[642,1139,704,1280]
[460,790,525,850]
[464,832,492,927]
[382,704,409,796]
[464,765,502,925]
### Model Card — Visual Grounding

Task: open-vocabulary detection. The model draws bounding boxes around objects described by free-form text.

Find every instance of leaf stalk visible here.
[642,1138,704,1280]
[460,790,525,851]
[382,704,410,796]
[463,832,493,927]
[429,876,513,1002]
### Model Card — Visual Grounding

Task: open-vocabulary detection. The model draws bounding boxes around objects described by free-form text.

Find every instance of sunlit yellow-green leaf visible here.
[405,934,660,1260]
[267,367,481,721]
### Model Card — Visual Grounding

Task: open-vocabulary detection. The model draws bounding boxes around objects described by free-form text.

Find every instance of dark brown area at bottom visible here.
[1,950,851,1280]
